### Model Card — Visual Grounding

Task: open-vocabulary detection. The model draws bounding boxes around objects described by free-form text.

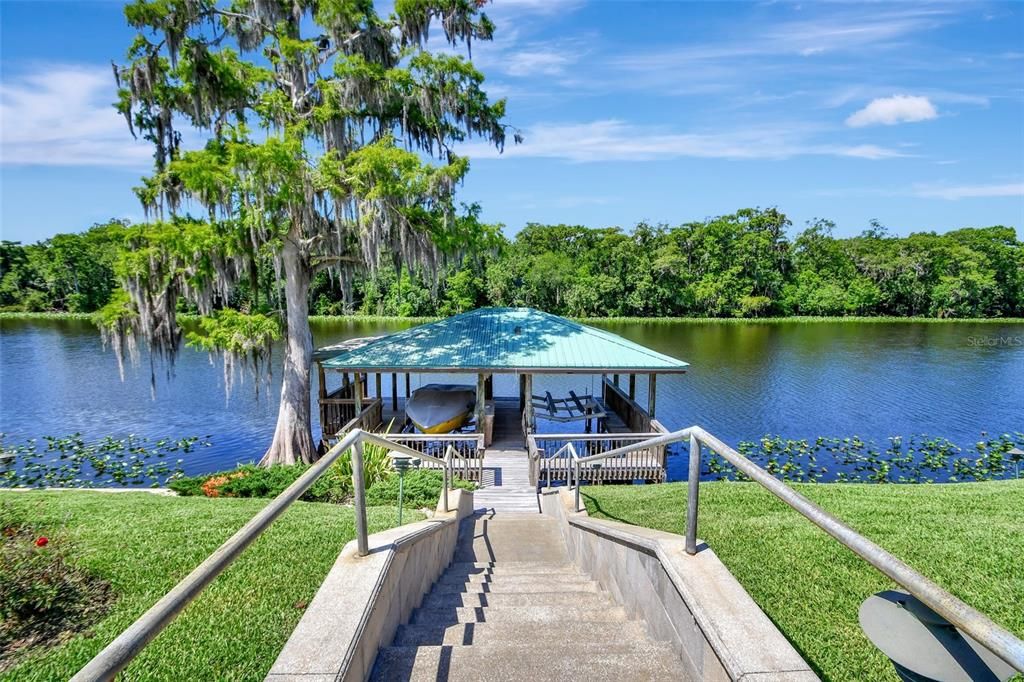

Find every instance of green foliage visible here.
[10,212,1023,321]
[103,0,508,364]
[0,433,209,488]
[365,469,476,509]
[185,309,280,355]
[0,518,113,671]
[0,222,128,313]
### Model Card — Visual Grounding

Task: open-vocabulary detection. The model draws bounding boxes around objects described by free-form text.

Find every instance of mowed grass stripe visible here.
[583,480,1024,682]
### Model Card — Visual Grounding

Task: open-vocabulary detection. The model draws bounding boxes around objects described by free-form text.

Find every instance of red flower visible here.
[35,536,48,547]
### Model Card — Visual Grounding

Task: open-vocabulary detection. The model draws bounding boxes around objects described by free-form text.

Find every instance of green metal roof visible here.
[319,308,688,373]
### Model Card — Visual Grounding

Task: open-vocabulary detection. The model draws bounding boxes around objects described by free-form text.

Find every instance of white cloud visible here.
[838,144,909,160]
[845,95,938,127]
[0,64,154,167]
[913,182,1024,200]
[827,86,987,110]
[503,49,577,77]
[615,6,951,71]
[463,119,907,162]
[765,7,951,57]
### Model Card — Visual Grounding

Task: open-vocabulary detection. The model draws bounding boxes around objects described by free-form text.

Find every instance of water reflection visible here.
[1,317,1021,479]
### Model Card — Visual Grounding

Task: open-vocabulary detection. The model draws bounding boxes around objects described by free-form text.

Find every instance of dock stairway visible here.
[370,513,689,681]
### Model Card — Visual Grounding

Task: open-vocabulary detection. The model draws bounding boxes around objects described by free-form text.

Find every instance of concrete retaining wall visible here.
[541,489,818,682]
[266,489,475,682]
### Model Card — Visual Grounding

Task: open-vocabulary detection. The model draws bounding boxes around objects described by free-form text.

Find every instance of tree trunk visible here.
[261,237,317,466]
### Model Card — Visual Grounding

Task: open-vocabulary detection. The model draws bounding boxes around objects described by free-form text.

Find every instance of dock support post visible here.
[375,373,382,401]
[391,373,398,411]
[686,434,700,555]
[628,374,636,400]
[475,373,487,434]
[524,374,534,434]
[354,373,363,414]
[648,374,657,419]
[405,373,411,398]
[317,363,327,399]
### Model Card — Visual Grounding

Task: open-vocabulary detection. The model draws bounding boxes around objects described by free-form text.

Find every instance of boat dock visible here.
[313,308,688,507]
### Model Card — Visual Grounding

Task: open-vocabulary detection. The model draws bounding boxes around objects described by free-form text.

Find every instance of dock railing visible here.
[528,433,666,486]
[384,433,485,482]
[558,425,1024,674]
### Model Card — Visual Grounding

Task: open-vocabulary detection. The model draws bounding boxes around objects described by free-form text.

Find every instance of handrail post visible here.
[442,447,451,513]
[352,440,369,557]
[685,434,700,555]
[574,459,581,512]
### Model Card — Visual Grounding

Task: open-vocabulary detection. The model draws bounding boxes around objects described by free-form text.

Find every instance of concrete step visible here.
[442,562,579,575]
[409,604,628,625]
[472,495,536,499]
[472,493,537,499]
[453,515,568,564]
[429,579,602,595]
[420,590,613,609]
[447,561,574,570]
[474,487,535,491]
[436,572,594,586]
[370,643,687,682]
[392,620,647,647]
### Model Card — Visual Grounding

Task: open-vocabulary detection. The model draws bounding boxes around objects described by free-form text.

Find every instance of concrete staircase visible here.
[370,513,689,681]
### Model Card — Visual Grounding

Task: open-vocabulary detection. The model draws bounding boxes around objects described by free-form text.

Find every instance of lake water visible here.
[1,317,1021,480]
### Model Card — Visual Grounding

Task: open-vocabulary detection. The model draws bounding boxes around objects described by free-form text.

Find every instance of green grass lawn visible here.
[0,491,421,681]
[584,480,1024,682]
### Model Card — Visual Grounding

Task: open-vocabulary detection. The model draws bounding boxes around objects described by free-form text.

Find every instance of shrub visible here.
[0,517,113,671]
[171,464,313,499]
[169,438,396,504]
[366,469,475,509]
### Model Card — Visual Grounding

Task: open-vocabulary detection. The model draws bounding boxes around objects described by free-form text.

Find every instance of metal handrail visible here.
[559,425,1024,673]
[70,428,456,681]
[72,424,1024,678]
[536,432,666,442]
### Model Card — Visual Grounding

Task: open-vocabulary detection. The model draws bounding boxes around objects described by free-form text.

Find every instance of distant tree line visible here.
[3,209,1021,319]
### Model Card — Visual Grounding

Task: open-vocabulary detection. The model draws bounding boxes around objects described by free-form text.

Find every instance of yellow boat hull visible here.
[405,384,476,434]
[412,412,470,434]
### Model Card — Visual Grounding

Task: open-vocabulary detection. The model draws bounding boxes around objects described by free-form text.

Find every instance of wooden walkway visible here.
[473,402,538,514]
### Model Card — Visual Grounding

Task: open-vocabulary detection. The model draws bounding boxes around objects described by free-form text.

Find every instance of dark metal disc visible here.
[859,591,1017,682]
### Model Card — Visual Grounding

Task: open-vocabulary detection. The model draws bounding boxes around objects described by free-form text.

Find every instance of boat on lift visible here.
[405,384,476,434]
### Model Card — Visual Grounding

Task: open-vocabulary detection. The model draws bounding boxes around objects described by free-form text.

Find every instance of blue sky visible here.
[1,0,1022,243]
